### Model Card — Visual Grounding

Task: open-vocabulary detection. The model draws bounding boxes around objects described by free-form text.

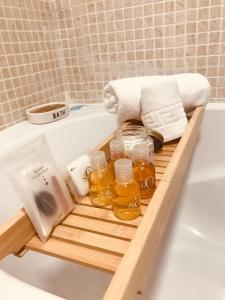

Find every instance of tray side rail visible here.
[103,106,204,300]
[0,209,35,260]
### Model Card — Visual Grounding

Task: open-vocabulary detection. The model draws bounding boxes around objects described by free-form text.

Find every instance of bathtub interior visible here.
[185,106,225,184]
[138,103,225,300]
[0,105,116,300]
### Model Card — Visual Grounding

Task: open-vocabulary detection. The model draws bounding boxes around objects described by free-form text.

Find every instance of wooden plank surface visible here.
[25,128,178,273]
[0,106,203,291]
[62,215,136,240]
[26,235,121,273]
[154,160,170,167]
[0,209,35,260]
[103,106,204,300]
[52,225,129,255]
[72,205,140,227]
[0,124,178,271]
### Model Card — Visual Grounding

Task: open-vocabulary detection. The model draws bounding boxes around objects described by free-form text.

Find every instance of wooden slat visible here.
[79,196,158,210]
[72,205,140,227]
[155,166,167,174]
[154,160,169,167]
[26,235,121,273]
[62,215,136,240]
[78,196,103,206]
[52,225,129,256]
[162,145,177,151]
[157,150,175,156]
[154,155,171,162]
[141,198,153,206]
[140,205,148,213]
[155,173,163,180]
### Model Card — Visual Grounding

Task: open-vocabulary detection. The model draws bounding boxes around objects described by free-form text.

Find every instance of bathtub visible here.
[0,104,117,300]
[0,102,224,300]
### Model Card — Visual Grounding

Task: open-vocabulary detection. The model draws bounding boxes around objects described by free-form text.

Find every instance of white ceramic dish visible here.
[26,102,70,124]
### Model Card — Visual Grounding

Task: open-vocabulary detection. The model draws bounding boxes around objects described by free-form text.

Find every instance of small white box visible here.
[66,154,91,197]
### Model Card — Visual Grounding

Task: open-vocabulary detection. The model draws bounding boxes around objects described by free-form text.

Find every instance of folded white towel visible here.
[103,73,210,124]
[141,79,188,142]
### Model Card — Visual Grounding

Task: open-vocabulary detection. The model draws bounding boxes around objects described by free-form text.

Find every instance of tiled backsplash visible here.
[55,0,225,103]
[0,0,64,129]
[1,0,225,129]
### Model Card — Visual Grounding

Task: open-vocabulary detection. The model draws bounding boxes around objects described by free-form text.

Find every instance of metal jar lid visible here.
[146,128,164,152]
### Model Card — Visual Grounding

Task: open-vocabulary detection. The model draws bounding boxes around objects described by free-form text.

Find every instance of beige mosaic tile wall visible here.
[54,0,225,103]
[1,0,225,129]
[0,0,65,130]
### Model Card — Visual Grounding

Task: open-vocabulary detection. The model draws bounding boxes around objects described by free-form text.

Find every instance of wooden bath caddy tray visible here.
[0,106,204,300]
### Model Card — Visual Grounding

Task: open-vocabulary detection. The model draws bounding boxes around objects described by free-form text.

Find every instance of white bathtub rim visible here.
[0,103,106,155]
[206,102,225,110]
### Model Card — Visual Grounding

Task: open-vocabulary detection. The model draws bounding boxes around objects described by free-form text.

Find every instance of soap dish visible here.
[26,102,70,124]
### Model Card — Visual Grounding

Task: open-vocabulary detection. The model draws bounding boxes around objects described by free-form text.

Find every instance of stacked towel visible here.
[141,79,188,142]
[103,73,210,124]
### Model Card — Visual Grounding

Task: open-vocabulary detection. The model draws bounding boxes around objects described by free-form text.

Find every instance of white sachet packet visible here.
[1,135,74,242]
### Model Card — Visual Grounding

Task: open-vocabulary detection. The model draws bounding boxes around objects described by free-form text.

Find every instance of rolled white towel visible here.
[141,78,188,142]
[103,73,210,124]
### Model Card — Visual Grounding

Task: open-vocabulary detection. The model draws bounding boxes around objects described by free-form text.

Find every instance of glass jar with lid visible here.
[114,125,154,162]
